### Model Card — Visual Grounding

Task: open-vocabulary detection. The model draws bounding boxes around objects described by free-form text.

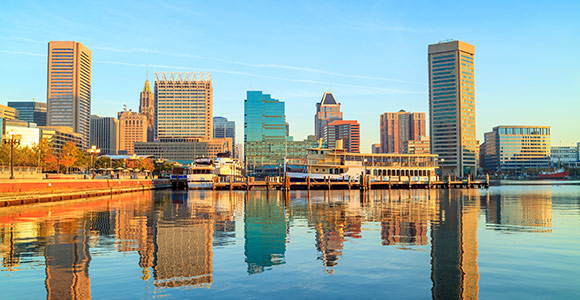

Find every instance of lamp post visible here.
[87,145,101,178]
[3,130,22,180]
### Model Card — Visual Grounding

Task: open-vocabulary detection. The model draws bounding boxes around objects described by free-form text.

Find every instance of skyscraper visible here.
[380,110,426,153]
[428,40,476,177]
[154,72,212,140]
[213,116,235,156]
[314,92,342,140]
[90,115,119,155]
[7,101,47,126]
[47,41,91,148]
[244,91,287,143]
[139,79,155,142]
[118,109,147,155]
[324,120,360,153]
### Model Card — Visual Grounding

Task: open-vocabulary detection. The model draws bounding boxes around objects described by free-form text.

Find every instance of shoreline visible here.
[0,179,171,207]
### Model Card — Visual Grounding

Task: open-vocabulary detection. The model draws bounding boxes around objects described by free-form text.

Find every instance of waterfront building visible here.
[371,143,381,154]
[134,138,233,164]
[551,146,579,167]
[118,109,147,155]
[244,91,295,169]
[47,41,91,148]
[7,101,47,126]
[5,120,40,148]
[139,80,155,142]
[213,116,235,156]
[154,72,212,140]
[403,136,430,154]
[235,144,244,162]
[39,126,83,153]
[244,91,288,143]
[428,40,476,177]
[0,104,18,120]
[380,110,426,153]
[314,92,343,140]
[324,120,360,153]
[90,115,119,155]
[245,136,319,172]
[481,126,551,173]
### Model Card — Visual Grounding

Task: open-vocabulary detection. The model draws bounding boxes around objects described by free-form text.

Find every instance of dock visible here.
[208,175,489,191]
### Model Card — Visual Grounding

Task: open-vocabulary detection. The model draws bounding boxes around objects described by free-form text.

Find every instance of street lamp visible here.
[3,130,22,180]
[87,145,101,178]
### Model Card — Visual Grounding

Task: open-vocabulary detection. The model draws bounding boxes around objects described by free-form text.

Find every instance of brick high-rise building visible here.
[47,41,91,148]
[139,80,155,142]
[154,72,212,140]
[380,110,426,153]
[324,120,360,153]
[118,109,147,155]
[429,40,476,177]
[314,92,342,140]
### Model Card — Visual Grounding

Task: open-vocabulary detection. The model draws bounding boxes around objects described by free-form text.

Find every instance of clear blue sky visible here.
[1,0,579,149]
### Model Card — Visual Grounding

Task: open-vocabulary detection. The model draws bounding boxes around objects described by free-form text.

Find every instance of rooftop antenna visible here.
[146,65,149,81]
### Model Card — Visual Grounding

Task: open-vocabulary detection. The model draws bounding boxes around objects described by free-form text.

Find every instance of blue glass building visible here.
[244,91,288,143]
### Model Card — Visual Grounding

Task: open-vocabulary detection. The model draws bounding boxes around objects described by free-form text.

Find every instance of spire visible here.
[320,92,337,105]
[142,79,152,93]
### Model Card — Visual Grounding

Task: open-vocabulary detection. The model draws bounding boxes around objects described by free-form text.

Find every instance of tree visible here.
[94,156,112,169]
[59,142,80,174]
[33,138,53,171]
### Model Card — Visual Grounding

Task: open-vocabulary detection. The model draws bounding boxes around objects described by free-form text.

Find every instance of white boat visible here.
[214,153,244,181]
[171,158,217,189]
[286,146,439,183]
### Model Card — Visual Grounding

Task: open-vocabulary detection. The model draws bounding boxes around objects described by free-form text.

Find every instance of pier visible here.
[209,175,489,191]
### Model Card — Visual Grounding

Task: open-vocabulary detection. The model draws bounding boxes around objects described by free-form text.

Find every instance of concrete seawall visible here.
[0,179,171,207]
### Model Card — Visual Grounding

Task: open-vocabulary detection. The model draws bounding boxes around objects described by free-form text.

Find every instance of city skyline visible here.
[1,1,579,150]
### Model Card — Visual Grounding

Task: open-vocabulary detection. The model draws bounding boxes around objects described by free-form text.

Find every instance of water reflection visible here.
[0,187,569,299]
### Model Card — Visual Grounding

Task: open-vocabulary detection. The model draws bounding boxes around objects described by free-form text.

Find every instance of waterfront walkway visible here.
[0,178,171,207]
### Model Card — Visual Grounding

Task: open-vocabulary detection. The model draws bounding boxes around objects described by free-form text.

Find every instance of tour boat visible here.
[171,158,217,189]
[286,143,439,183]
[214,152,244,181]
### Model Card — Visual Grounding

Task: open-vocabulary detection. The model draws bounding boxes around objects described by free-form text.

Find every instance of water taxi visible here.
[287,143,439,183]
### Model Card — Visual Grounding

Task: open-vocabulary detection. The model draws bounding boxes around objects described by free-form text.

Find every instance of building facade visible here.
[481,126,551,173]
[380,110,426,153]
[154,72,212,140]
[47,41,91,148]
[39,126,83,153]
[90,115,119,155]
[428,40,476,177]
[213,116,235,156]
[324,120,360,153]
[134,138,232,163]
[5,120,40,148]
[139,80,155,142]
[403,136,431,154]
[245,136,319,169]
[314,92,343,140]
[551,146,578,167]
[118,109,147,155]
[7,101,47,126]
[244,91,287,143]
[0,104,18,120]
[371,143,381,154]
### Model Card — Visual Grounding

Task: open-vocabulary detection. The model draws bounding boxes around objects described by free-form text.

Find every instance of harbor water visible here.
[0,186,579,299]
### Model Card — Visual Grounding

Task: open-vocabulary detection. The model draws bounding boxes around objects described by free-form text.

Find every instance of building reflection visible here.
[244,191,288,275]
[484,190,552,232]
[44,219,92,300]
[306,191,362,272]
[373,190,437,247]
[430,189,479,300]
[151,190,214,289]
